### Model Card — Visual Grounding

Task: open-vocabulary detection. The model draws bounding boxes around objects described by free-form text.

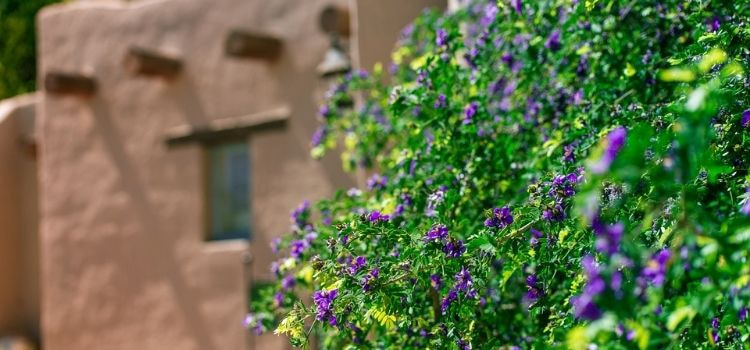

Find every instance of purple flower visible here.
[571,294,601,320]
[242,313,254,328]
[464,48,479,70]
[436,28,448,47]
[318,105,331,119]
[742,109,750,128]
[481,3,498,27]
[501,52,514,67]
[349,256,367,275]
[463,102,478,124]
[368,210,390,223]
[525,274,542,304]
[362,268,379,292]
[563,144,576,162]
[311,126,327,147]
[281,275,296,291]
[313,289,338,326]
[542,203,566,222]
[425,224,449,242]
[484,206,514,229]
[434,94,447,109]
[710,317,720,343]
[707,16,720,32]
[443,239,466,258]
[739,307,748,322]
[290,200,310,228]
[273,292,284,308]
[430,274,443,289]
[592,218,623,255]
[640,249,670,287]
[270,237,281,254]
[366,174,387,191]
[741,188,750,215]
[590,126,627,174]
[290,239,309,259]
[509,0,522,14]
[615,324,635,341]
[611,271,623,294]
[425,186,446,217]
[572,90,584,105]
[545,30,562,52]
[441,289,458,313]
[577,56,588,77]
[455,266,473,291]
[529,228,543,248]
[571,255,604,320]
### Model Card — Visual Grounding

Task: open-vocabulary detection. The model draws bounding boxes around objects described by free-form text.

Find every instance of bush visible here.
[0,0,58,99]
[247,1,750,348]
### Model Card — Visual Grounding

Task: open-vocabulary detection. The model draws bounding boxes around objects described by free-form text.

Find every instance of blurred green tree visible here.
[0,0,59,99]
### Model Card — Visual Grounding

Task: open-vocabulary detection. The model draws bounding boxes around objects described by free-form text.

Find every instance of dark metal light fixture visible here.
[317,5,351,78]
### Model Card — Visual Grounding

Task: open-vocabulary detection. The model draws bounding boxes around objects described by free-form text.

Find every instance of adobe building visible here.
[0,0,445,349]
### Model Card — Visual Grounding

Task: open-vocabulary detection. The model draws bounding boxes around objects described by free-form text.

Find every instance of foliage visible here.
[0,0,58,99]
[248,0,750,348]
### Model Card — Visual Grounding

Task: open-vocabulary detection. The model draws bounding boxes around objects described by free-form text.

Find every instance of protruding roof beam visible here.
[319,5,350,37]
[125,47,182,78]
[44,71,97,95]
[224,30,283,60]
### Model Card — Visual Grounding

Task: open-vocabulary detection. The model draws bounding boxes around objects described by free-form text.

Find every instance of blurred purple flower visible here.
[593,219,623,255]
[707,16,720,32]
[430,274,443,289]
[366,174,387,191]
[281,275,296,291]
[463,102,478,124]
[640,249,671,287]
[742,109,750,128]
[545,30,561,51]
[436,28,448,47]
[571,255,603,320]
[590,126,627,174]
[509,0,522,14]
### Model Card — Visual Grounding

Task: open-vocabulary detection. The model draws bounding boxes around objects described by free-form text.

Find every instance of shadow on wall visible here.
[82,96,217,350]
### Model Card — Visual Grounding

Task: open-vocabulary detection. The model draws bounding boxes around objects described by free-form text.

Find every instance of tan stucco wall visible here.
[352,0,447,72]
[35,0,445,349]
[0,93,40,342]
[36,1,349,349]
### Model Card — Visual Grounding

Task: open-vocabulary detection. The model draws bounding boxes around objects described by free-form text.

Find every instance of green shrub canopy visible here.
[248,1,750,348]
[0,0,58,99]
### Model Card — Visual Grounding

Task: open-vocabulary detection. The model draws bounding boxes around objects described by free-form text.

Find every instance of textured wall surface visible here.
[352,0,447,72]
[35,0,444,349]
[0,93,39,341]
[37,0,348,349]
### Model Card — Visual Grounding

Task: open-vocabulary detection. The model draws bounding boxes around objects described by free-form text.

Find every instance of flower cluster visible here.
[483,206,513,229]
[441,266,476,314]
[313,289,339,326]
[251,1,750,348]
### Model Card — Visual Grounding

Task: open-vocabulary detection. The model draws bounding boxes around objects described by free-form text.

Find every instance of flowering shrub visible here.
[247,0,750,348]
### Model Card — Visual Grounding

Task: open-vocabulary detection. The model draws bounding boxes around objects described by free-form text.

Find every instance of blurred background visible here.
[0,0,446,349]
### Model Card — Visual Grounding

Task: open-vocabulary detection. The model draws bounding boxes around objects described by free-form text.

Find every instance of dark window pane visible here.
[208,142,250,240]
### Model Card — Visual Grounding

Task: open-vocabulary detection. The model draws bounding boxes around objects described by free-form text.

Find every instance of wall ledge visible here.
[164,106,290,146]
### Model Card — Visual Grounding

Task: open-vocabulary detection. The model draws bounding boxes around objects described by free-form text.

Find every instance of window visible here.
[207,142,250,240]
